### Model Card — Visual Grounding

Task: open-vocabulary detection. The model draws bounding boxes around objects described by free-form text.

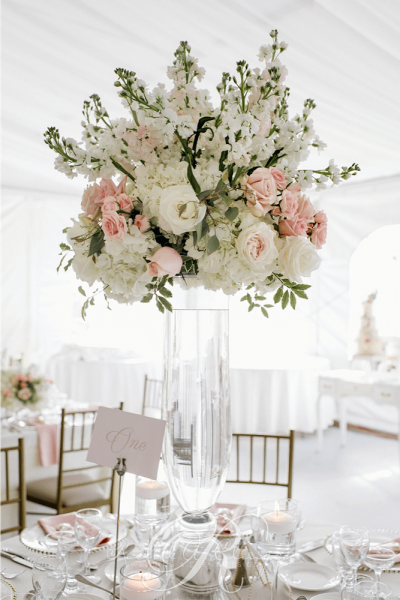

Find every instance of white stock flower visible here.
[159,185,206,235]
[236,222,278,274]
[278,236,321,281]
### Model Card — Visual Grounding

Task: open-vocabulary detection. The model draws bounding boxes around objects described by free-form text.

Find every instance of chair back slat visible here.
[1,438,26,534]
[226,431,295,498]
[141,375,163,417]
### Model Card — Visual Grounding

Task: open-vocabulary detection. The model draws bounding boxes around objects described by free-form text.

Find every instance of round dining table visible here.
[2,518,399,599]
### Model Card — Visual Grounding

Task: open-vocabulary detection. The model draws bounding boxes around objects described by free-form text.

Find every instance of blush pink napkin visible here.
[369,538,400,564]
[211,503,247,535]
[35,423,60,467]
[38,512,110,546]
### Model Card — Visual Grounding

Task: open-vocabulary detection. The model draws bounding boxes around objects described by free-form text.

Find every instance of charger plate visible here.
[0,579,17,600]
[324,528,400,573]
[20,516,128,554]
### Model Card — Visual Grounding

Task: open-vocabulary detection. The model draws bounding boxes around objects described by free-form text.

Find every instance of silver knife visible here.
[2,548,34,561]
[1,550,33,568]
[297,539,325,553]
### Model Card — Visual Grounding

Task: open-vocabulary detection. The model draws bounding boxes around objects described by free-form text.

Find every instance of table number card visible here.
[86,407,166,480]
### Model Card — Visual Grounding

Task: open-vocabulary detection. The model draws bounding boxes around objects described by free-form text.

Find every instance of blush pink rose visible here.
[3,388,11,397]
[101,196,118,214]
[102,212,127,240]
[287,182,302,193]
[279,190,298,219]
[81,183,101,219]
[314,210,328,225]
[270,167,287,190]
[92,176,127,205]
[279,217,308,237]
[116,193,132,213]
[296,195,315,222]
[244,167,277,216]
[147,247,182,277]
[18,388,32,401]
[134,215,150,233]
[311,222,327,249]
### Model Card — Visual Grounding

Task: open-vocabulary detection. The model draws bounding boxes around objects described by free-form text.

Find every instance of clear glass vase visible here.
[162,278,231,515]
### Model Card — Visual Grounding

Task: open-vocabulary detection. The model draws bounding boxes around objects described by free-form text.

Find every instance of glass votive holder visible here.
[120,559,167,600]
[256,500,298,555]
[135,477,170,518]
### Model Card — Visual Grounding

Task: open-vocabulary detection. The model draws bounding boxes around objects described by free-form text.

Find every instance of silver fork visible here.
[0,566,27,579]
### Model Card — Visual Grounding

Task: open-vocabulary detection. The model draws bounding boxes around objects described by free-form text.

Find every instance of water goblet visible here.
[341,575,374,600]
[363,546,396,582]
[339,526,369,588]
[256,499,298,600]
[74,508,102,578]
[32,555,67,600]
[120,559,168,600]
[354,580,392,600]
[63,547,85,594]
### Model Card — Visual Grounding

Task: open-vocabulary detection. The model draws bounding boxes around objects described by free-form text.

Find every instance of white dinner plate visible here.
[324,528,400,573]
[279,563,340,591]
[68,595,104,600]
[20,516,128,554]
[310,593,341,600]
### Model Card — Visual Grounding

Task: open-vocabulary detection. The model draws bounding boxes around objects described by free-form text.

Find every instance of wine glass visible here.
[354,580,392,600]
[74,508,102,578]
[64,547,85,594]
[32,555,67,600]
[331,531,353,588]
[339,526,369,588]
[363,546,396,582]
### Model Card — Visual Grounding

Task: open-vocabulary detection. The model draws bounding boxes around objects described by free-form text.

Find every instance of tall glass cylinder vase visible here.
[162,279,231,516]
[162,279,232,595]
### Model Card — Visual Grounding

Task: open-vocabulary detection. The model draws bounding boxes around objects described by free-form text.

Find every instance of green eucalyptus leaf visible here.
[261,307,269,318]
[290,291,297,309]
[281,290,289,309]
[158,296,173,312]
[207,235,220,255]
[273,287,283,304]
[88,229,105,257]
[159,287,172,298]
[60,243,71,251]
[293,290,308,299]
[225,206,239,221]
[78,286,86,297]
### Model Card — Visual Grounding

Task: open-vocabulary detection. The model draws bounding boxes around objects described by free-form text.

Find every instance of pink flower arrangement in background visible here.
[1,370,51,410]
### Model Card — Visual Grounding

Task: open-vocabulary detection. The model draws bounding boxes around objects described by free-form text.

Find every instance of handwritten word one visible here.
[106,428,147,454]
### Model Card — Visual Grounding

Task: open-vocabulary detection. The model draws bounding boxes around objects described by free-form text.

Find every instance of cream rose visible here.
[278,236,320,281]
[159,185,206,235]
[236,222,278,272]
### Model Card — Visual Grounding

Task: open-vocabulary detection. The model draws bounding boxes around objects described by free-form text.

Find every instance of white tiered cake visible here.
[356,292,383,355]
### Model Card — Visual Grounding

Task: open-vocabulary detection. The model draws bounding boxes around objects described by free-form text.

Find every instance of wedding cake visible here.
[356,292,383,355]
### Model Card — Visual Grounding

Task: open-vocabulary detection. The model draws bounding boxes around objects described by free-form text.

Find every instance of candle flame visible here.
[274,501,280,516]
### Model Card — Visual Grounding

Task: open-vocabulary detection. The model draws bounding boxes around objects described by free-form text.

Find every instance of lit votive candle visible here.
[264,508,297,534]
[121,572,163,600]
[135,480,169,501]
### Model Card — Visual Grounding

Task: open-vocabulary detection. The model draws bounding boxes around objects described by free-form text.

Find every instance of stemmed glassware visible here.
[339,526,370,588]
[331,531,353,588]
[32,555,67,600]
[74,508,102,579]
[256,499,298,600]
[363,546,396,582]
[354,580,393,600]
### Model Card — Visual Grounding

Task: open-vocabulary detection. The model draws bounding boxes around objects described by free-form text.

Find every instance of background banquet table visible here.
[230,354,334,434]
[2,520,399,598]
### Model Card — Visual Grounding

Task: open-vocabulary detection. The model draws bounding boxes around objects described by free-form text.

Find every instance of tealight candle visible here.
[264,508,297,534]
[121,571,163,600]
[135,480,169,501]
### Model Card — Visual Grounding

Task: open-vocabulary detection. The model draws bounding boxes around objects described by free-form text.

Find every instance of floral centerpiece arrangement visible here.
[1,370,52,411]
[46,31,358,317]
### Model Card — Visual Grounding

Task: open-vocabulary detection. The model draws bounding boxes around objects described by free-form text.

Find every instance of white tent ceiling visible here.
[2,0,400,195]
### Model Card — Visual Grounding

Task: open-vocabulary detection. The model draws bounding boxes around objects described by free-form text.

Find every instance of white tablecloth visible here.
[230,355,334,434]
[47,353,155,414]
[2,520,399,598]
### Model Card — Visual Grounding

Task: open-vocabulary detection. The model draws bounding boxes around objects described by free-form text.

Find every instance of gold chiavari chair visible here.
[26,403,123,514]
[141,375,163,418]
[1,438,26,535]
[226,431,295,498]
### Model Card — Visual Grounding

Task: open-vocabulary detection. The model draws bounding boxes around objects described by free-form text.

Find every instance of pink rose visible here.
[116,193,132,213]
[18,388,32,401]
[279,217,308,237]
[92,176,127,205]
[81,184,101,219]
[288,182,302,193]
[101,196,118,214]
[270,167,287,190]
[314,210,328,225]
[102,212,127,240]
[27,375,34,382]
[279,190,298,219]
[21,382,27,388]
[3,388,11,397]
[311,222,327,249]
[244,167,277,216]
[134,215,150,233]
[147,247,182,277]
[296,195,315,222]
